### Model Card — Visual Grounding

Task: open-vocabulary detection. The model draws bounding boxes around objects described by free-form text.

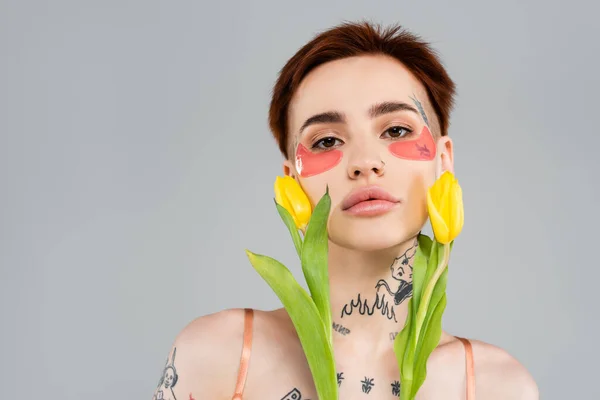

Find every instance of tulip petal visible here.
[438,186,451,229]
[287,178,310,228]
[427,189,449,244]
[275,178,297,227]
[450,183,464,240]
[287,179,312,230]
[274,176,312,231]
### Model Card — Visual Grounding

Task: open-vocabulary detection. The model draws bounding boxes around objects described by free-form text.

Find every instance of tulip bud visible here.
[426,171,464,244]
[274,176,312,232]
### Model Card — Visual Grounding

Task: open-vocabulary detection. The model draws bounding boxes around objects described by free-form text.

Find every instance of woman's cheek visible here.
[295,143,343,177]
[388,125,436,161]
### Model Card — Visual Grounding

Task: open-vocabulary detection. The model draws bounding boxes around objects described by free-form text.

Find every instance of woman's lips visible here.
[340,185,400,216]
[343,199,399,216]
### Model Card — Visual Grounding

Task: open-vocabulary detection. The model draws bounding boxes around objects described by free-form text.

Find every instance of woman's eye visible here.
[312,136,342,149]
[382,126,411,139]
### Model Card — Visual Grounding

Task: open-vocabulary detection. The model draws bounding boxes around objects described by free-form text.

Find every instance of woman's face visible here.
[285,54,454,251]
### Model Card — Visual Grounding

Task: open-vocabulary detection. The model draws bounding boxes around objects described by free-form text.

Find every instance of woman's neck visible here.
[328,237,418,355]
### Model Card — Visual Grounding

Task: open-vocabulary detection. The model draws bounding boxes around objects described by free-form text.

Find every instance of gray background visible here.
[1,0,598,398]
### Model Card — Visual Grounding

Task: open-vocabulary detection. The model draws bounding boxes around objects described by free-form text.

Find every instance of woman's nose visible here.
[347,154,385,179]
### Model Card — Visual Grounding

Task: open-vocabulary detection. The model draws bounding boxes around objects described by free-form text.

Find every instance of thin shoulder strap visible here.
[231,308,254,400]
[457,337,475,400]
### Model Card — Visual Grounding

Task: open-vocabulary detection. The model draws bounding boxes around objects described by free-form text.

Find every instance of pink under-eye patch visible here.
[388,125,436,161]
[295,143,343,177]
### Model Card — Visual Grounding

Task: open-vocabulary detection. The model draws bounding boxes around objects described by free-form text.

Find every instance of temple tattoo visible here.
[391,380,401,396]
[337,372,345,386]
[375,239,417,306]
[410,94,430,126]
[280,388,311,400]
[341,292,397,322]
[390,332,399,341]
[152,348,179,400]
[332,321,351,336]
[361,377,375,394]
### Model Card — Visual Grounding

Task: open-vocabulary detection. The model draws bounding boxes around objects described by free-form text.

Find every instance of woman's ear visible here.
[282,159,296,178]
[437,136,454,176]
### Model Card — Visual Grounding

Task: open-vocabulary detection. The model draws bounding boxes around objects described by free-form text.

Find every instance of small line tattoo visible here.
[341,292,397,322]
[390,332,399,341]
[280,388,311,400]
[337,372,345,386]
[410,94,430,126]
[332,321,351,335]
[391,380,401,396]
[361,377,375,394]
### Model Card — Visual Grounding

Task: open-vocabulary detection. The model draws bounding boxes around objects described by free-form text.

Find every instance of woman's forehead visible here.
[288,55,429,128]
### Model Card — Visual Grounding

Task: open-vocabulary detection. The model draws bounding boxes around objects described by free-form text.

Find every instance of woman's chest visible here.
[241,357,466,400]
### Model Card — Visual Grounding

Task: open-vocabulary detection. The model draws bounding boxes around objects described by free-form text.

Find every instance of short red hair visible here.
[268,20,456,159]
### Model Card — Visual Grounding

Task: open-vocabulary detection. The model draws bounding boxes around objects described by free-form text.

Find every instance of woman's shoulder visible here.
[173,307,296,362]
[437,336,539,399]
[177,307,247,342]
[177,307,293,342]
[158,308,255,399]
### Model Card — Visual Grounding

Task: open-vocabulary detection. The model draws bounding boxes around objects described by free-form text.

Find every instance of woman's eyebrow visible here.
[298,101,420,134]
[369,101,420,119]
[299,111,345,135]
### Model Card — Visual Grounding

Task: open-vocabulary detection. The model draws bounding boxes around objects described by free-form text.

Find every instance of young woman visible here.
[151,21,539,400]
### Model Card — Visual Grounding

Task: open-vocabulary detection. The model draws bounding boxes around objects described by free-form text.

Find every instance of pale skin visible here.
[153,54,539,399]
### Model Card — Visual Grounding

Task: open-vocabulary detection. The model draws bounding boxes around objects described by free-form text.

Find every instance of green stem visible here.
[400,378,412,399]
[414,243,450,343]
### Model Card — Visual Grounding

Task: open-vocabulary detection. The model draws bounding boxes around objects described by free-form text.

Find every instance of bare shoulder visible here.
[151,308,249,400]
[469,339,539,400]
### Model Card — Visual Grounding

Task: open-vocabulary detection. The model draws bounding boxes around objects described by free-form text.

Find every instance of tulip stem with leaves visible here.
[245,176,338,400]
[394,171,464,400]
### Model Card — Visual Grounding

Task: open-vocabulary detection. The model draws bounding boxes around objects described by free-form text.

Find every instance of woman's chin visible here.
[329,222,420,252]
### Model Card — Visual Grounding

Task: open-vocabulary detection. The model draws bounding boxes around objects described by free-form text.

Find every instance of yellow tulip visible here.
[274,176,312,231]
[426,171,464,244]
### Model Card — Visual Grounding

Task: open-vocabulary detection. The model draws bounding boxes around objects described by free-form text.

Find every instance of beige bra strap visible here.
[456,337,475,400]
[231,308,254,400]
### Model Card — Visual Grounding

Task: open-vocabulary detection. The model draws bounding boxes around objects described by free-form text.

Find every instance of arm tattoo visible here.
[153,347,179,400]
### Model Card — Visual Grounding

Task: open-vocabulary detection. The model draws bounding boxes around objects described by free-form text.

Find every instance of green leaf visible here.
[394,298,415,399]
[411,234,432,317]
[410,293,447,399]
[422,241,441,294]
[399,238,453,399]
[246,250,338,400]
[301,189,333,345]
[274,199,303,259]
[413,267,448,372]
[417,233,433,256]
